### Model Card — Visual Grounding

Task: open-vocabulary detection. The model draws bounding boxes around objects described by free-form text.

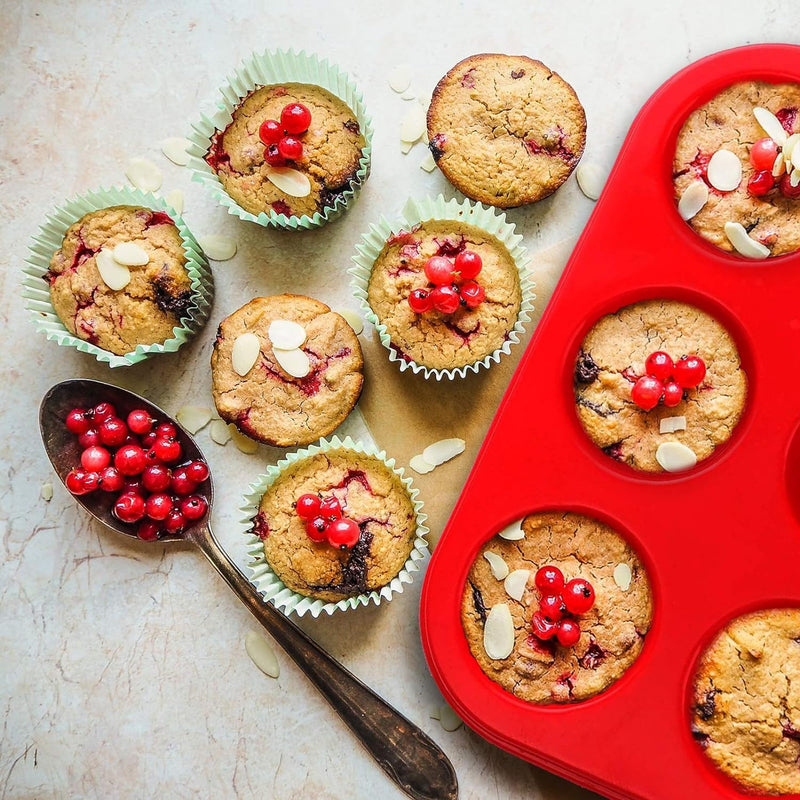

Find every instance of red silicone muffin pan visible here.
[419,44,800,800]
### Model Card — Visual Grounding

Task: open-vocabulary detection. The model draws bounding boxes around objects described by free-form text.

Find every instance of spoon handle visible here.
[189,524,458,800]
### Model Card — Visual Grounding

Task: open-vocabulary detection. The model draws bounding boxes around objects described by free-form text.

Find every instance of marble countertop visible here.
[1,2,794,798]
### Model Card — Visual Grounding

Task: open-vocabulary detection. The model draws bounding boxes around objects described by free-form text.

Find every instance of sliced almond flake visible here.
[504,570,530,602]
[388,64,412,94]
[231,332,261,376]
[41,482,54,502]
[265,165,311,197]
[336,309,363,335]
[199,234,237,261]
[125,157,162,192]
[165,189,184,215]
[613,563,632,591]
[483,551,509,580]
[209,419,231,445]
[656,441,697,473]
[400,104,427,143]
[400,91,417,101]
[575,162,605,200]
[659,415,687,434]
[791,168,800,188]
[783,133,800,162]
[244,631,279,678]
[422,438,465,466]
[483,603,514,660]
[792,147,800,172]
[420,152,437,173]
[112,241,150,266]
[400,140,415,155]
[438,704,463,732]
[724,221,770,259]
[754,107,788,146]
[678,181,709,220]
[229,424,259,454]
[268,319,306,350]
[409,454,435,474]
[95,249,131,290]
[773,152,786,178]
[161,137,192,166]
[497,520,524,541]
[176,405,212,434]
[273,347,311,378]
[707,149,742,192]
[429,707,441,720]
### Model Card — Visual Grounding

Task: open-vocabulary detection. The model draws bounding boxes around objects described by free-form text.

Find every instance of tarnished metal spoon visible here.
[40,378,458,800]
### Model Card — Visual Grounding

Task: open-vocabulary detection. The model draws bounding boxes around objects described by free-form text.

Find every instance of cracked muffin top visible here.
[211,295,363,448]
[462,511,652,704]
[366,219,522,370]
[574,300,747,473]
[427,54,586,207]
[252,449,418,603]
[673,80,800,257]
[692,608,800,795]
[47,206,193,355]
[205,82,365,219]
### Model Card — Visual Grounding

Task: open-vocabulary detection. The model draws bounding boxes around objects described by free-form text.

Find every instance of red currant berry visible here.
[319,496,342,521]
[408,288,434,314]
[122,477,144,495]
[531,611,558,640]
[430,284,461,314]
[327,518,361,550]
[127,409,154,435]
[98,417,128,447]
[645,351,674,382]
[673,355,706,389]
[424,256,455,285]
[78,428,101,448]
[186,460,209,483]
[539,593,566,622]
[146,493,174,521]
[631,375,663,411]
[534,565,565,594]
[305,516,329,542]
[92,402,116,423]
[81,445,111,472]
[180,495,208,522]
[563,578,595,615]
[280,102,312,135]
[278,135,303,161]
[81,471,101,492]
[153,437,182,463]
[142,464,172,493]
[662,381,683,407]
[137,519,161,541]
[114,492,146,523]
[459,280,486,309]
[454,250,482,280]
[98,466,124,492]
[556,618,581,647]
[65,468,89,495]
[779,173,800,199]
[170,467,197,496]
[750,137,779,171]
[114,444,147,476]
[264,144,286,166]
[295,493,322,519]
[163,509,187,535]
[258,118,283,145]
[155,423,177,440]
[748,169,776,197]
[141,431,158,449]
[66,408,91,434]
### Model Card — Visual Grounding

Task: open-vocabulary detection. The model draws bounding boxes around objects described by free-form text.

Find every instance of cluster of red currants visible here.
[259,102,312,167]
[747,137,800,199]
[64,402,209,540]
[631,351,706,411]
[295,493,361,550]
[530,566,595,648]
[408,250,486,315]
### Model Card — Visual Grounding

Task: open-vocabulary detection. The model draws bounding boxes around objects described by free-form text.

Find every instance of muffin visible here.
[251,449,418,602]
[692,608,800,795]
[205,82,366,220]
[211,295,363,447]
[427,54,586,207]
[46,206,194,356]
[673,80,800,257]
[462,511,652,704]
[365,219,522,371]
[574,300,747,472]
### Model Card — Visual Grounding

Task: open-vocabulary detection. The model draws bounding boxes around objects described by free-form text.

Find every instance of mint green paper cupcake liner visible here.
[22,186,213,368]
[240,435,429,618]
[349,194,535,381]
[187,49,373,231]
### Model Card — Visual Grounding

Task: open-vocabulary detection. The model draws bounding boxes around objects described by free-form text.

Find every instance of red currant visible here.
[539,593,566,622]
[264,144,286,167]
[186,461,209,484]
[98,417,128,447]
[780,173,800,199]
[259,118,283,145]
[748,169,776,197]
[142,464,171,493]
[454,250,482,280]
[424,256,455,285]
[673,355,706,389]
[631,375,663,411]
[122,477,144,495]
[137,519,161,541]
[319,496,342,521]
[408,288,434,314]
[750,137,779,171]
[153,437,182,463]
[78,428,101,448]
[155,423,177,440]
[278,135,303,161]
[98,466,124,493]
[305,516,329,542]
[163,509,187,535]
[295,494,322,520]
[81,471,101,492]
[146,493,174,521]
[556,619,581,647]
[81,445,110,472]
[327,518,361,550]
[170,467,197,496]
[180,495,208,522]
[65,468,90,495]
[563,578,595,615]
[66,408,91,434]
[141,431,158,449]
[662,381,683,407]
[280,102,312,135]
[127,409,154,435]
[534,565,565,594]
[531,611,558,640]
[92,402,116,423]
[430,285,460,314]
[114,492,146,523]
[459,280,485,309]
[114,444,147,476]
[645,351,674,382]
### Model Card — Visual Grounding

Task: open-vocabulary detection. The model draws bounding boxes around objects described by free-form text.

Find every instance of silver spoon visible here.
[40,378,458,800]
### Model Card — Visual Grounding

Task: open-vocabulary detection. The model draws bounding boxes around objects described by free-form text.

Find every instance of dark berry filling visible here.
[576,398,610,418]
[399,242,420,260]
[696,689,718,721]
[524,127,577,166]
[332,469,372,493]
[69,235,98,273]
[343,119,360,134]
[429,134,446,161]
[555,672,575,699]
[510,69,525,79]
[574,352,599,384]
[312,529,374,595]
[603,442,624,462]
[621,367,638,383]
[578,641,606,670]
[205,128,234,173]
[526,632,556,657]
[144,211,174,228]
[777,107,798,134]
[434,234,467,257]
[252,511,269,540]
[387,226,421,246]
[781,719,800,742]
[460,68,476,88]
[389,344,413,363]
[262,346,353,397]
[271,200,293,217]
[153,281,193,318]
[691,724,710,748]
[470,582,487,622]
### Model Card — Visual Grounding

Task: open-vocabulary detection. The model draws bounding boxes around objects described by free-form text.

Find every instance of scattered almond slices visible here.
[95,248,131,290]
[422,438,465,466]
[208,419,231,445]
[400,103,427,144]
[483,551,509,580]
[336,309,364,335]
[784,133,800,164]
[161,137,192,166]
[231,332,261,376]
[706,149,742,192]
[660,415,687,434]
[229,424,259,454]
[268,319,306,350]
[125,157,162,192]
[409,454,435,474]
[176,405,213,434]
[497,520,525,541]
[792,168,800,188]
[199,234,237,261]
[773,152,786,178]
[613,563,633,591]
[244,631,280,679]
[388,64,413,94]
[678,181,709,221]
[483,603,514,660]
[504,570,530,601]
[112,241,150,266]
[420,151,436,173]
[400,141,415,155]
[165,188,184,215]
[575,162,606,201]
[41,482,53,502]
[436,704,463,732]
[400,91,417,101]
[656,441,697,473]
[265,165,311,197]
[754,106,788,147]
[273,347,311,379]
[724,221,770,259]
